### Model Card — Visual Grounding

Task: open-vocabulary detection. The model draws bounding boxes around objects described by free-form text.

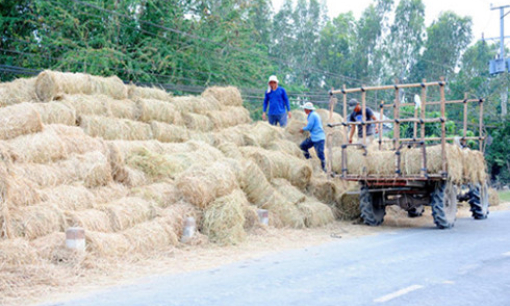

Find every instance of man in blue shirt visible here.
[263,75,291,127]
[348,98,379,144]
[299,102,326,172]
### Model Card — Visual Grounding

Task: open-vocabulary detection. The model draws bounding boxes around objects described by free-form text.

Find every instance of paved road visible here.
[45,211,510,306]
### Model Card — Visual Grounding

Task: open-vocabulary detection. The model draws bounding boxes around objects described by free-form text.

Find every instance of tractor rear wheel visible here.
[430,181,457,229]
[360,186,385,226]
[469,183,489,220]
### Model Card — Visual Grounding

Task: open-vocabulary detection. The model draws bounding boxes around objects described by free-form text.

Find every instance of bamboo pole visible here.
[343,84,348,146]
[479,98,484,151]
[400,98,480,107]
[394,79,401,177]
[385,136,484,142]
[379,100,384,150]
[463,93,468,146]
[328,88,336,122]
[330,81,443,95]
[362,85,367,145]
[413,105,418,139]
[440,77,446,175]
[420,79,427,177]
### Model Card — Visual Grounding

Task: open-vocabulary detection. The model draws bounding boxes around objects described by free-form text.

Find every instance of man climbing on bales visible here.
[263,75,291,127]
[348,98,379,145]
[299,102,326,172]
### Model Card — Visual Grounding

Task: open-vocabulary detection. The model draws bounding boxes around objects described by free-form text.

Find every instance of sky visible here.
[271,0,510,48]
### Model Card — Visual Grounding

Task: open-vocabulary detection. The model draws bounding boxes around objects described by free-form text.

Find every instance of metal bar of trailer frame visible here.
[330,81,443,95]
[399,98,481,107]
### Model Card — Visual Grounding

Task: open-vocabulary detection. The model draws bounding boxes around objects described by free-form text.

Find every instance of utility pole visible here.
[489,4,510,117]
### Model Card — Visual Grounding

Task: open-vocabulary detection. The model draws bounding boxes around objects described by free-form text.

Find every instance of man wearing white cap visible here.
[299,102,326,171]
[263,75,291,127]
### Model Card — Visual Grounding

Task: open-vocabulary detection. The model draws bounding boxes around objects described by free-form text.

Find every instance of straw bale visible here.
[47,124,107,156]
[240,159,276,206]
[6,172,41,207]
[331,147,367,175]
[33,102,76,125]
[182,112,214,132]
[249,121,285,148]
[207,106,252,129]
[159,202,201,236]
[242,204,260,230]
[85,231,130,256]
[297,201,335,227]
[404,144,463,183]
[284,120,308,144]
[130,182,179,208]
[289,109,307,121]
[9,204,65,240]
[462,149,487,184]
[315,108,343,127]
[261,192,305,228]
[105,98,138,120]
[123,218,179,252]
[65,209,112,232]
[35,70,127,102]
[6,128,68,163]
[30,232,66,261]
[271,178,306,205]
[216,141,243,159]
[188,131,218,146]
[125,148,188,181]
[0,103,43,140]
[201,190,247,245]
[336,185,361,220]
[0,238,39,265]
[202,86,243,107]
[151,121,189,143]
[101,197,157,232]
[327,129,346,148]
[137,99,184,125]
[128,84,172,101]
[79,115,153,141]
[266,139,303,158]
[38,184,95,211]
[176,159,239,209]
[489,188,500,206]
[59,94,109,116]
[307,177,337,204]
[0,77,38,106]
[91,183,130,204]
[214,124,258,147]
[172,95,221,114]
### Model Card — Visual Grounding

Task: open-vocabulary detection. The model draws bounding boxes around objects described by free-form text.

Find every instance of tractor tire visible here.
[360,186,385,226]
[430,181,457,229]
[407,205,424,218]
[468,183,489,220]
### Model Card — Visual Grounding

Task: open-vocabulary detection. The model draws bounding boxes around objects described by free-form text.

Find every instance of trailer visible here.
[326,79,489,229]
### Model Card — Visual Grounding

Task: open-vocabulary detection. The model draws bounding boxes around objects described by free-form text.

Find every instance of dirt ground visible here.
[16,201,510,306]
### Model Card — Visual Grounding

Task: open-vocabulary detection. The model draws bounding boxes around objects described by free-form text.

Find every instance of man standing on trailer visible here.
[262,75,291,127]
[300,102,326,172]
[348,98,379,145]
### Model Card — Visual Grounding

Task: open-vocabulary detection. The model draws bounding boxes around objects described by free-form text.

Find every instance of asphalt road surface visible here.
[45,211,510,306]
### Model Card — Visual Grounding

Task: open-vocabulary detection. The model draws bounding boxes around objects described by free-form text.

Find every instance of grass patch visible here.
[498,191,510,203]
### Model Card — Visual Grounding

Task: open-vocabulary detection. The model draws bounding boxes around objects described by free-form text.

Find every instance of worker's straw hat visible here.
[301,102,316,110]
[268,75,279,83]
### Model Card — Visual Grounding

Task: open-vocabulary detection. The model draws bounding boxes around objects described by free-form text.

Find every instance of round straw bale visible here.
[73,151,113,188]
[151,121,189,143]
[125,148,188,181]
[266,139,304,158]
[327,129,346,148]
[188,131,218,146]
[307,177,337,204]
[105,98,138,120]
[137,99,184,125]
[336,185,361,220]
[85,231,130,256]
[6,127,68,163]
[59,94,109,116]
[176,159,239,209]
[47,124,108,156]
[91,183,130,204]
[128,84,172,101]
[9,204,66,240]
[0,103,43,140]
[33,102,76,125]
[65,209,112,232]
[182,112,214,132]
[79,115,153,141]
[206,106,252,129]
[462,149,487,184]
[242,204,260,230]
[172,95,221,114]
[216,141,243,159]
[489,188,500,206]
[201,190,247,245]
[271,178,307,205]
[404,144,463,183]
[261,192,305,228]
[202,86,243,107]
[30,231,66,262]
[0,238,39,265]
[366,150,398,176]
[239,159,275,206]
[123,218,179,252]
[249,121,284,148]
[297,201,335,227]
[214,124,257,146]
[315,108,343,127]
[35,70,127,102]
[130,182,178,208]
[100,197,157,232]
[0,77,38,106]
[159,201,202,237]
[289,109,307,121]
[38,184,95,211]
[331,147,368,175]
[6,172,41,207]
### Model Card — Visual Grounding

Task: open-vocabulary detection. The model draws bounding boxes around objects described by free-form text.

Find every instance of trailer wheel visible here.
[431,181,457,229]
[407,205,424,218]
[360,186,385,226]
[468,183,489,220]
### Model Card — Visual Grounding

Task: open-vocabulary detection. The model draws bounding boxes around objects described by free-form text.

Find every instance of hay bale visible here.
[297,201,335,227]
[151,121,189,143]
[172,95,221,114]
[6,127,68,163]
[284,120,308,144]
[289,109,307,122]
[404,144,463,183]
[125,148,190,181]
[91,183,130,204]
[214,124,257,147]
[9,204,65,240]
[100,197,157,232]
[188,131,218,146]
[6,171,42,207]
[130,182,179,208]
[47,124,107,156]
[249,121,284,148]
[39,184,95,211]
[0,238,39,265]
[331,147,368,175]
[239,159,275,206]
[85,231,130,256]
[123,218,179,252]
[266,139,303,158]
[202,86,243,107]
[489,188,500,206]
[336,185,361,220]
[159,202,201,237]
[0,77,38,106]
[307,177,337,204]
[35,70,127,102]
[176,160,239,209]
[0,103,43,140]
[59,94,109,116]
[216,141,243,159]
[261,192,305,228]
[137,99,184,125]
[30,232,66,261]
[128,84,172,101]
[207,107,252,129]
[105,98,138,120]
[182,112,214,132]
[271,178,306,205]
[201,190,247,245]
[33,102,76,125]
[462,149,487,184]
[242,204,260,230]
[79,115,153,141]
[65,209,112,232]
